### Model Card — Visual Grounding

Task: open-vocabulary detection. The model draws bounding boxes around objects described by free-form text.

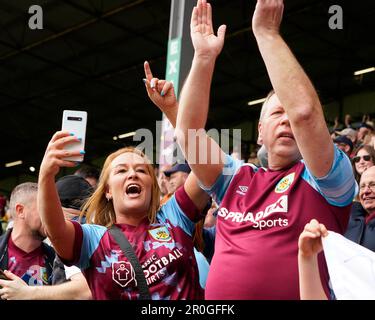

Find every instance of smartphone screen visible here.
[61,110,87,162]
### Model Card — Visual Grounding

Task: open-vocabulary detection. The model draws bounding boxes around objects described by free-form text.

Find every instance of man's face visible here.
[158,165,171,195]
[258,94,301,164]
[168,171,188,194]
[85,177,98,189]
[23,196,46,239]
[359,167,375,214]
[358,127,370,142]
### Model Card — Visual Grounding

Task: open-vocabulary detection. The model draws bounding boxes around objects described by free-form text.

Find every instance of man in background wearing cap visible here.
[334,135,353,158]
[56,175,93,224]
[74,165,100,190]
[0,176,92,300]
[157,164,172,203]
[52,175,93,286]
[335,127,358,146]
[160,163,191,205]
[165,163,191,193]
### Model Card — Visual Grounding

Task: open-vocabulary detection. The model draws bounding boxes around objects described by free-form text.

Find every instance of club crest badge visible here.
[148,226,172,242]
[275,172,295,193]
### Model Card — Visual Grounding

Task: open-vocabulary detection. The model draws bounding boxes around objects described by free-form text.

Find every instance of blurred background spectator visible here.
[74,166,100,189]
[333,135,353,158]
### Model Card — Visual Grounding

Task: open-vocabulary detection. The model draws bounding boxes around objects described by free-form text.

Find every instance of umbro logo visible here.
[236,185,248,196]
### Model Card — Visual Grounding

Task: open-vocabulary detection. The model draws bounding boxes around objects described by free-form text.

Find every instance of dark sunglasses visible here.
[352,155,371,163]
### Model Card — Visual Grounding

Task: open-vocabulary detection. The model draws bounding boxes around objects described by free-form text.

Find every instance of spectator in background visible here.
[0,195,7,235]
[345,166,375,251]
[256,144,269,168]
[330,114,355,139]
[158,164,172,204]
[52,174,93,289]
[335,127,358,148]
[357,123,374,146]
[0,177,93,300]
[56,175,93,224]
[164,164,191,194]
[352,145,375,185]
[0,183,56,299]
[333,135,353,158]
[74,166,100,189]
[247,150,260,166]
[363,128,375,149]
[344,114,354,129]
[160,163,191,206]
[0,195,6,218]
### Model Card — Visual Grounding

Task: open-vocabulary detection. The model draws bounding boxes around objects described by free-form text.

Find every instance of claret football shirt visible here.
[65,186,204,300]
[202,145,357,300]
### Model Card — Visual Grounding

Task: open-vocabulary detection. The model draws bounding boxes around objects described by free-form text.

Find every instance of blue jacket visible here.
[344,202,375,252]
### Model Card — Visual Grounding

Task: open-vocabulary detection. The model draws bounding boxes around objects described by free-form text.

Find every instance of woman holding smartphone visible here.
[38,69,210,299]
[38,135,209,300]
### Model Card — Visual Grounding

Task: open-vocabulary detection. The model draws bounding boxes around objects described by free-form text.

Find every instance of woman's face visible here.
[106,152,152,219]
[354,149,374,176]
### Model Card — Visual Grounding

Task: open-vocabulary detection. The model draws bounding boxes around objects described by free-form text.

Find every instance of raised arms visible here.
[252,0,334,177]
[176,0,227,188]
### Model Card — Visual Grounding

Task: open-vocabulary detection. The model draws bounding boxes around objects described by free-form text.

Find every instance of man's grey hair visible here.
[259,90,275,122]
[9,182,38,218]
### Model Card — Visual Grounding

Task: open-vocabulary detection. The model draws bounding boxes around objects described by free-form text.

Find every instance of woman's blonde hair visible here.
[81,147,160,227]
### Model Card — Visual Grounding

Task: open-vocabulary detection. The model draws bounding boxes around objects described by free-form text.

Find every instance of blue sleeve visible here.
[77,224,107,270]
[158,195,196,237]
[198,154,246,205]
[302,145,358,207]
[194,248,210,289]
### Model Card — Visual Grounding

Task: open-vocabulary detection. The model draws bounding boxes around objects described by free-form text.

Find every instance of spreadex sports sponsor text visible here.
[217,195,289,230]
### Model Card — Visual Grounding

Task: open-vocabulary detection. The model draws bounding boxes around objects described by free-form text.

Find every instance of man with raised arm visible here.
[175,0,357,299]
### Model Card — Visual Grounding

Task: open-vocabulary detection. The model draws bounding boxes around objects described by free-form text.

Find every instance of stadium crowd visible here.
[0,0,374,300]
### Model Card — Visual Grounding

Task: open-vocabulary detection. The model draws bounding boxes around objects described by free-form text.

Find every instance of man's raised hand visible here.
[190,0,226,59]
[252,0,284,40]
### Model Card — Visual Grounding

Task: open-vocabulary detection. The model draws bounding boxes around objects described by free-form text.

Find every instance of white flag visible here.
[322,231,375,300]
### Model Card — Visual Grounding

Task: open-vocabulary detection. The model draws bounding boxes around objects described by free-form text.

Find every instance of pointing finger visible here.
[144,61,153,81]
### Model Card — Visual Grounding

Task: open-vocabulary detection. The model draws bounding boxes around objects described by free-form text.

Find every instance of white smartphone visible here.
[61,110,87,162]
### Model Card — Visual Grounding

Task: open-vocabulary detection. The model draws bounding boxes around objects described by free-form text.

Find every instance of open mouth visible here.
[278,133,294,139]
[126,183,142,196]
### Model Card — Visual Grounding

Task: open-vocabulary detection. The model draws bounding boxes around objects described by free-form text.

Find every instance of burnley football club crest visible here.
[148,226,172,242]
[275,173,295,193]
